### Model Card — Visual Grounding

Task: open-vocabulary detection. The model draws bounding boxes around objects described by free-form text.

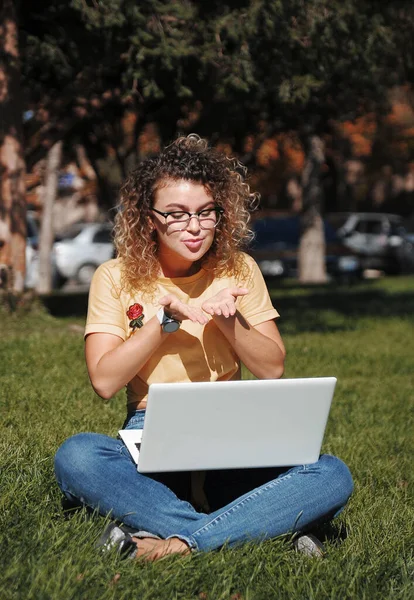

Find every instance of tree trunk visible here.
[0,0,26,294]
[298,134,327,283]
[36,141,62,294]
[75,143,97,181]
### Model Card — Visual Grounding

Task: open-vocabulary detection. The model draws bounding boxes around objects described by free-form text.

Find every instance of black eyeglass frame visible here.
[151,206,224,229]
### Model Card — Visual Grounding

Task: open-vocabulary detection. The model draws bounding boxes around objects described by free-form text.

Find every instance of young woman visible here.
[54,135,353,560]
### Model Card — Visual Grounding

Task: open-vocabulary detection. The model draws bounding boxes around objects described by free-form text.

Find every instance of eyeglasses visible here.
[151,207,224,231]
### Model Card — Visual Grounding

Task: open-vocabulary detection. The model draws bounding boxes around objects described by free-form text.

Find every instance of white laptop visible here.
[118,377,336,473]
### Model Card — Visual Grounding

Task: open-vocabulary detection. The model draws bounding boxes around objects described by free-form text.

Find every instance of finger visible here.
[188,310,208,324]
[220,302,231,318]
[197,308,210,324]
[186,306,209,324]
[203,302,220,316]
[226,301,236,317]
[221,300,236,318]
[230,287,249,297]
[159,294,174,306]
[194,314,209,324]
[201,303,215,316]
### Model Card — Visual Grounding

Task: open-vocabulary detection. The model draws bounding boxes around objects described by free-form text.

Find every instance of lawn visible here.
[0,277,413,600]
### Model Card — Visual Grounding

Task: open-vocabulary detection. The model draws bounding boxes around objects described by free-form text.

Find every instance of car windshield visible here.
[251,217,339,249]
[324,221,340,243]
[251,218,298,249]
[26,218,38,239]
[326,214,350,230]
[54,224,88,242]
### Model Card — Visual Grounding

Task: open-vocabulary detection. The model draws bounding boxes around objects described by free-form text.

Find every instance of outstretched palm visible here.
[202,287,249,318]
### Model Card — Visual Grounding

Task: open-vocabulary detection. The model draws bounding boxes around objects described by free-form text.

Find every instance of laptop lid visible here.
[136,377,336,473]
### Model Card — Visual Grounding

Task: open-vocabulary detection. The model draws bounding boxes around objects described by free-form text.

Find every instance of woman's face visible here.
[151,179,217,277]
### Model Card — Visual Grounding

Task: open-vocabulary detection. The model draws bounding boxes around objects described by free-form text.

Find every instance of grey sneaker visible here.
[96,523,138,558]
[293,533,325,558]
[96,522,161,559]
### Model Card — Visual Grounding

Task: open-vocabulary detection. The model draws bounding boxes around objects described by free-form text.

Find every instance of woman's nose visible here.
[187,215,201,232]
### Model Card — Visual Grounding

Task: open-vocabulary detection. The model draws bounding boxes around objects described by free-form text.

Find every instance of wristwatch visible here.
[156,307,181,333]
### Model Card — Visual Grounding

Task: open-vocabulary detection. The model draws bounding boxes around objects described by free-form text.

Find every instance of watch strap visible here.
[156,307,165,325]
[156,307,181,332]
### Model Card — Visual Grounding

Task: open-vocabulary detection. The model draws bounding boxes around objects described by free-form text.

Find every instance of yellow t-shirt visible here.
[85,253,279,408]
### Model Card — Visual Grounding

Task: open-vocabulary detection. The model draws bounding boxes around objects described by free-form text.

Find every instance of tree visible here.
[16,0,214,285]
[195,0,405,281]
[36,141,62,294]
[16,0,414,284]
[18,0,205,172]
[0,0,26,294]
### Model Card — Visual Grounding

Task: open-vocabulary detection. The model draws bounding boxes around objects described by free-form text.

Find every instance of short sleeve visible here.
[237,254,279,326]
[84,261,126,340]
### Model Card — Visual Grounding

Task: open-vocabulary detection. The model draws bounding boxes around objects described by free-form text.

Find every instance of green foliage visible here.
[1,277,413,599]
[18,0,414,144]
[20,0,202,102]
[244,0,400,128]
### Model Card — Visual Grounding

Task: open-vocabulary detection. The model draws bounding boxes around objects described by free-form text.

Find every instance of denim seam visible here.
[117,443,129,457]
[190,471,298,540]
[165,533,199,551]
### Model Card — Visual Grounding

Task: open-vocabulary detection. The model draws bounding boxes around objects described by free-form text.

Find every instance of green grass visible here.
[1,277,413,599]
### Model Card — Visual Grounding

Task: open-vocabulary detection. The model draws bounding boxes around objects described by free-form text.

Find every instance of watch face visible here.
[163,319,180,333]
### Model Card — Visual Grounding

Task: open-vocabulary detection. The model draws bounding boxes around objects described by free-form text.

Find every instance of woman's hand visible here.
[202,287,249,318]
[159,294,209,325]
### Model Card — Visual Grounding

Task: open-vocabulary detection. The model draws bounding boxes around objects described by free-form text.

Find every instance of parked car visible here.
[326,212,414,274]
[53,222,115,286]
[25,211,66,290]
[249,215,362,282]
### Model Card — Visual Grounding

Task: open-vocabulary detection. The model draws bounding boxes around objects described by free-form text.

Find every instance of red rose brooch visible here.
[127,303,145,330]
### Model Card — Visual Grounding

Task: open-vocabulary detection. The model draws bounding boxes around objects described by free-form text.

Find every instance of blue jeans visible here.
[54,410,353,552]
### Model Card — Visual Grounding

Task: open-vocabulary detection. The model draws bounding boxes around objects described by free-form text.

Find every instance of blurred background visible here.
[1,1,414,296]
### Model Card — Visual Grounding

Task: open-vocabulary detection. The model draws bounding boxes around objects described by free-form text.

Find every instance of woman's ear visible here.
[147,214,155,231]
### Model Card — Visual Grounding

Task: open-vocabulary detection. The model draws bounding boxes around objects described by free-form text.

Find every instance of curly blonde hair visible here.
[114,134,259,295]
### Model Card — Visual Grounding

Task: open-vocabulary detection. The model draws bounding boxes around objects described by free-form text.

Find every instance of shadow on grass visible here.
[40,282,414,336]
[270,282,414,335]
[311,519,350,547]
[41,289,89,317]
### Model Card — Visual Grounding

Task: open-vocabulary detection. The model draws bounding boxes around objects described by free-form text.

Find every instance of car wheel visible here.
[53,271,68,289]
[76,263,97,285]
